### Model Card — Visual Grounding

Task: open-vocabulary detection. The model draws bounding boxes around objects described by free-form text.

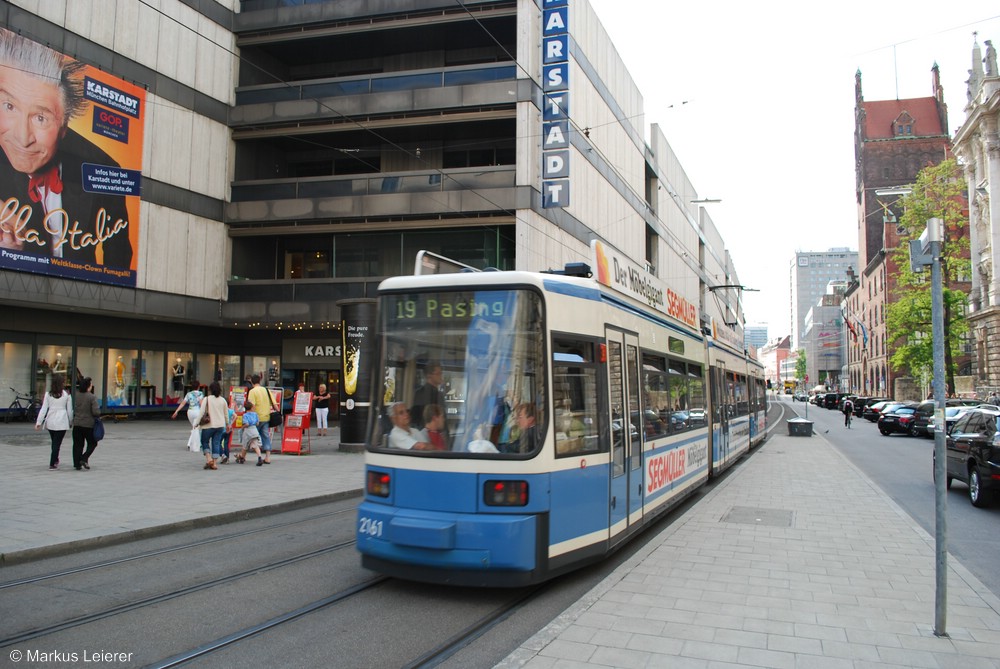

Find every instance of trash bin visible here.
[787,418,813,437]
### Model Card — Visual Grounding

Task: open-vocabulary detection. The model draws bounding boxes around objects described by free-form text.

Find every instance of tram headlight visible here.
[367,470,391,497]
[484,480,529,506]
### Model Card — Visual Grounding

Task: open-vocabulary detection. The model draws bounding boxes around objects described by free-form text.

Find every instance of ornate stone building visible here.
[954,38,1000,392]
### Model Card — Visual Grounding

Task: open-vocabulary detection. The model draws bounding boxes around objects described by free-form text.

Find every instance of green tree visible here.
[886,158,969,393]
[795,348,807,383]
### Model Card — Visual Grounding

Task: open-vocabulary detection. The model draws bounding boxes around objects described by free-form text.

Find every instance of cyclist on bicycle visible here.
[842,397,854,428]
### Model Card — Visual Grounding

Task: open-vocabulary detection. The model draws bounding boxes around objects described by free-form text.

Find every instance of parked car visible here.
[912,398,983,437]
[854,397,889,418]
[878,403,920,435]
[939,407,1000,507]
[864,400,904,422]
[793,391,809,402]
[928,406,977,436]
[811,393,826,406]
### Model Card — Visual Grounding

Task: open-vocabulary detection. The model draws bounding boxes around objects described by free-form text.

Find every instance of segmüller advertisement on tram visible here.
[0,28,145,287]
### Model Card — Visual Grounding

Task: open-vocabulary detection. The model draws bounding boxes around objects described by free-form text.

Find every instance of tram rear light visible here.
[484,480,529,506]
[367,471,391,497]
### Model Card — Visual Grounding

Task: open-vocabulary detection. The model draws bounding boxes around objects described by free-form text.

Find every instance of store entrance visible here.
[292,369,340,419]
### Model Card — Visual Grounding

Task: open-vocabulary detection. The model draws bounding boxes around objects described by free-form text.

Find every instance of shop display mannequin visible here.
[172,358,185,391]
[115,356,126,400]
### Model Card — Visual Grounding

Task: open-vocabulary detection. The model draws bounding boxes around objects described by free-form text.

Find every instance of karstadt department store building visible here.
[0,0,746,417]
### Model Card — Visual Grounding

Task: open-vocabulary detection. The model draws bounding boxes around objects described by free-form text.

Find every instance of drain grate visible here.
[721,506,794,527]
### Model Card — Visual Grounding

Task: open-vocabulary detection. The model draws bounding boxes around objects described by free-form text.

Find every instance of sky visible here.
[588,0,1000,338]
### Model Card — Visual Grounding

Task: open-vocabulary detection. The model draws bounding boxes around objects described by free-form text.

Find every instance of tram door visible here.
[606,329,642,544]
[710,364,731,474]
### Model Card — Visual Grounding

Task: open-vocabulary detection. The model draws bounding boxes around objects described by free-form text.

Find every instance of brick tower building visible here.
[846,66,953,397]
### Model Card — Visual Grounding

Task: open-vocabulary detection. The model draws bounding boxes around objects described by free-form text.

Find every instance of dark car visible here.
[864,400,903,422]
[939,408,1000,507]
[824,392,848,410]
[854,397,888,418]
[811,393,826,406]
[912,398,983,437]
[877,403,919,435]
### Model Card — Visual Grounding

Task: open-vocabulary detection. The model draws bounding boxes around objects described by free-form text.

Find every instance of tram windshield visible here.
[370,288,545,456]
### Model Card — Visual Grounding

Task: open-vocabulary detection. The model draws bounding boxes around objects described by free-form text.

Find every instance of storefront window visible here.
[36,343,74,398]
[107,347,138,407]
[243,356,270,385]
[141,349,165,406]
[1,342,33,408]
[168,352,194,403]
[76,346,105,404]
[218,354,240,393]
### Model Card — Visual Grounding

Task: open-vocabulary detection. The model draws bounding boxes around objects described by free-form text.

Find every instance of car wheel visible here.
[969,466,989,508]
[932,459,953,489]
[908,425,921,437]
[879,428,890,436]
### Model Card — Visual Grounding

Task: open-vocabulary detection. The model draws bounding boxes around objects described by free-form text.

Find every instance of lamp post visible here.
[911,217,948,637]
[928,218,948,638]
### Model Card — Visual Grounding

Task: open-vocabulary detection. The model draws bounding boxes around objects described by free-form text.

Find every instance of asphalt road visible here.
[783,396,1000,600]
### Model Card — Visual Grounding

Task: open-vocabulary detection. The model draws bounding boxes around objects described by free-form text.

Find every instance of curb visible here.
[0,489,362,566]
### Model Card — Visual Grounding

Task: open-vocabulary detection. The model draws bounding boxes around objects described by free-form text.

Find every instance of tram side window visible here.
[552,338,599,456]
[642,355,669,438]
[687,363,705,428]
[734,374,749,417]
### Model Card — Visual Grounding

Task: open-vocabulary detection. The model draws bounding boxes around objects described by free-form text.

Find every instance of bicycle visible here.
[5,387,41,424]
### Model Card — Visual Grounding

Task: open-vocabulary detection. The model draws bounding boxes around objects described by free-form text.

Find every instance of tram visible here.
[356,246,767,586]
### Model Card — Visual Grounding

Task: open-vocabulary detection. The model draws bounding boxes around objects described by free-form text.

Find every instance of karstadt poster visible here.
[0,28,145,287]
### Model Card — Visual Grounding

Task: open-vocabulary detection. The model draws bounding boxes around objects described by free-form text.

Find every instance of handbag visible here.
[199,399,211,426]
[92,416,105,441]
[267,389,282,427]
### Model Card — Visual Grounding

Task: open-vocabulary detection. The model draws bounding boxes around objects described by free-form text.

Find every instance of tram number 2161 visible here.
[358,517,384,538]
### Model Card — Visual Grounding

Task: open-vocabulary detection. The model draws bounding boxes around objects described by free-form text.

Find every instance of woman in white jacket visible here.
[36,376,74,470]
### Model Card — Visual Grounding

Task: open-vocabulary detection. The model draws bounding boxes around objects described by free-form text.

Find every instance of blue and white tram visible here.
[356,259,759,586]
[748,356,768,448]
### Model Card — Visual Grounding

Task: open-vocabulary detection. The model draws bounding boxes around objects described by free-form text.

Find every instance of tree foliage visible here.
[885,158,969,390]
[795,348,807,381]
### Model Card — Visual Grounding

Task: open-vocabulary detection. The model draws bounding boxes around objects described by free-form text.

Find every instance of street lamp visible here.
[911,217,949,637]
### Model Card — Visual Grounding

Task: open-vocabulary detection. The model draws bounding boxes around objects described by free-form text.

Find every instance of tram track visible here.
[402,583,551,669]
[0,537,357,649]
[143,577,389,669]
[0,507,353,590]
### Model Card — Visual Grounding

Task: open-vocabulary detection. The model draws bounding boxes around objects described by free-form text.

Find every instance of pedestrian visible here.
[234,400,265,466]
[247,374,275,464]
[842,397,854,428]
[171,381,205,452]
[35,375,73,470]
[314,383,331,436]
[219,404,235,464]
[199,381,229,470]
[71,377,101,470]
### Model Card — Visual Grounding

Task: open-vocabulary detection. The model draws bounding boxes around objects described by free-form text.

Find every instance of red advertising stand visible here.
[281,391,313,455]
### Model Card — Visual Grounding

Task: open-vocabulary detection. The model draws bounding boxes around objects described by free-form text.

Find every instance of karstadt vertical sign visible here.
[542,0,569,208]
